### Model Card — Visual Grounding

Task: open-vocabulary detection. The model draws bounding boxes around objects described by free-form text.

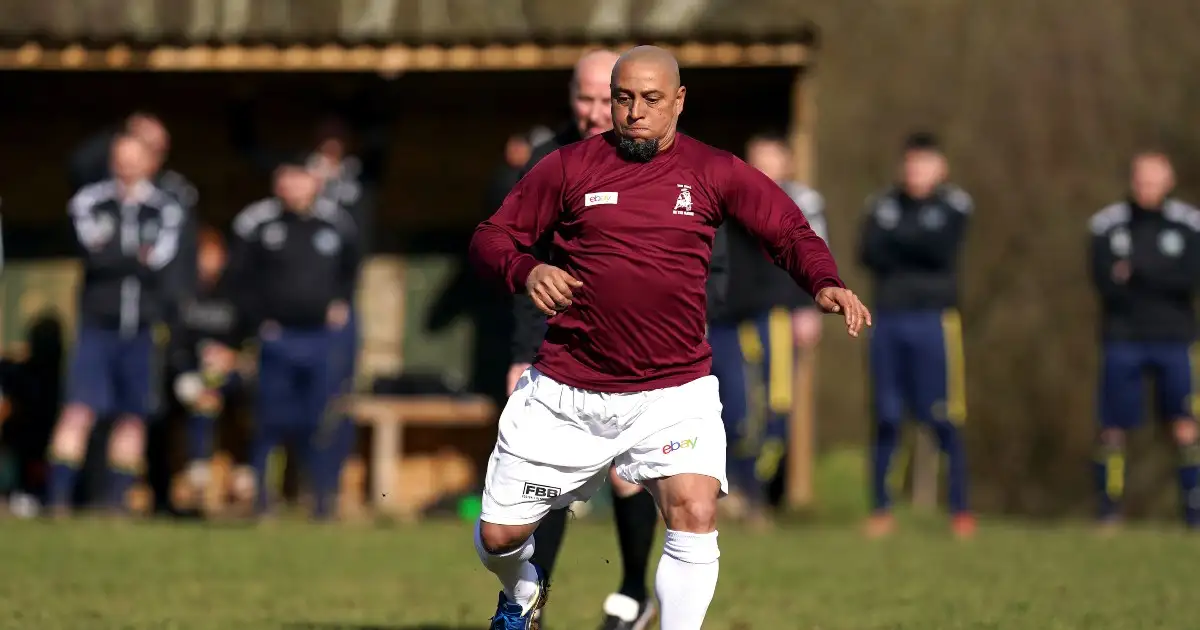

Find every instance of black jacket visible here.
[169,273,243,372]
[859,184,972,312]
[507,124,730,363]
[1090,198,1200,342]
[68,180,184,333]
[67,128,200,321]
[709,181,826,324]
[230,198,360,331]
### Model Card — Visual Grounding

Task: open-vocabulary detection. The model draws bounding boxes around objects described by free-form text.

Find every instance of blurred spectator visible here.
[859,131,974,538]
[67,112,200,305]
[0,314,64,510]
[229,92,392,492]
[46,135,185,517]
[483,133,533,214]
[166,225,244,513]
[707,132,828,525]
[1088,151,1200,530]
[428,130,542,405]
[229,163,360,520]
[228,91,391,254]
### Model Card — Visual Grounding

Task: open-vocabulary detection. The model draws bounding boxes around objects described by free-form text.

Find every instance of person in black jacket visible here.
[859,131,973,539]
[46,135,184,516]
[1089,151,1200,529]
[169,225,244,511]
[228,94,388,510]
[229,164,360,520]
[707,134,827,525]
[68,113,200,321]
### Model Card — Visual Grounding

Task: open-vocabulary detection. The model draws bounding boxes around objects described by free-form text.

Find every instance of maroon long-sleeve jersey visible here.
[470,131,844,393]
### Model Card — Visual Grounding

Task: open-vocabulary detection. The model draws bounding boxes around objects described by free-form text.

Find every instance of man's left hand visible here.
[815,287,872,338]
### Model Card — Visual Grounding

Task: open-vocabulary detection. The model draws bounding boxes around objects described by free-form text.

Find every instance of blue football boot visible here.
[489,564,549,629]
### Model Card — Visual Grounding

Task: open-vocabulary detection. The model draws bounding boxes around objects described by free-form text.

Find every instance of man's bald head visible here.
[1130,151,1175,209]
[572,49,620,91]
[612,46,681,91]
[610,46,686,162]
[569,49,620,139]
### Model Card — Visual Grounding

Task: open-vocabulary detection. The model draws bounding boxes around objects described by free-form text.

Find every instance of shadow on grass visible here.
[285,619,477,624]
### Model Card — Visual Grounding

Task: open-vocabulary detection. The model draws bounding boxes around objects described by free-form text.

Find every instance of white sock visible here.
[655,529,720,630]
[473,520,541,611]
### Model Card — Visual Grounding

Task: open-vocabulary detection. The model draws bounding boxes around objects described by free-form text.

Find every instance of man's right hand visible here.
[526,264,583,316]
[200,342,238,375]
[326,300,350,330]
[507,363,532,396]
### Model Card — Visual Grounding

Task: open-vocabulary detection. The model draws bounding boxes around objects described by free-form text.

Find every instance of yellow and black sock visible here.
[106,462,141,510]
[1093,443,1124,520]
[46,455,83,509]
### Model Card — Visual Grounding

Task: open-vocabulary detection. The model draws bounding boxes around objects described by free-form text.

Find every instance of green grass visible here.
[0,514,1198,629]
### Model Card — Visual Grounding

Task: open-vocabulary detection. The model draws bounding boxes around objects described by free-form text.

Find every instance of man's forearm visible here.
[469,225,542,294]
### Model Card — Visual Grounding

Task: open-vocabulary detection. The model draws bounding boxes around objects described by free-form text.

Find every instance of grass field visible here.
[0,512,1198,630]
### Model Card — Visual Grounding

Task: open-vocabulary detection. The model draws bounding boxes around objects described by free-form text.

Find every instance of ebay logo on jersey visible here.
[662,437,699,455]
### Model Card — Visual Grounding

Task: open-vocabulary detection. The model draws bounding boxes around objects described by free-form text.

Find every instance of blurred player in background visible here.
[47,135,184,516]
[229,95,385,513]
[230,163,360,520]
[1089,151,1200,530]
[169,226,243,512]
[505,49,662,630]
[708,133,827,527]
[859,131,974,538]
[67,114,202,513]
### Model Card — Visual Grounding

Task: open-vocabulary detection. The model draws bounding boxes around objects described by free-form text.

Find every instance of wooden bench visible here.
[341,394,496,518]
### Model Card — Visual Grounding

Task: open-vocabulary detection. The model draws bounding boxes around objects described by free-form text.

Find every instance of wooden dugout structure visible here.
[0,31,825,511]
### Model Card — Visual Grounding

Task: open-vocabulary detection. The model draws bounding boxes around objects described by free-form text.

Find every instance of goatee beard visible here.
[617,136,660,163]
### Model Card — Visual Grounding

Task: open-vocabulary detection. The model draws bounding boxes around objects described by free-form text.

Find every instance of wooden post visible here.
[372,418,402,516]
[785,68,817,510]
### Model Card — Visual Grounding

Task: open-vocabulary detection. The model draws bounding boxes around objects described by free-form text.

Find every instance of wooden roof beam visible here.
[0,41,810,72]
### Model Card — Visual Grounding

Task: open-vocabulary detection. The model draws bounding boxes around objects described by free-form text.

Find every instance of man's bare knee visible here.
[1172,419,1197,446]
[108,416,146,468]
[478,520,539,555]
[51,404,95,460]
[648,474,720,533]
[667,496,717,533]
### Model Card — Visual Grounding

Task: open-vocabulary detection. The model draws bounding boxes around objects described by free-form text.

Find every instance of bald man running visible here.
[505,49,663,630]
[471,46,870,630]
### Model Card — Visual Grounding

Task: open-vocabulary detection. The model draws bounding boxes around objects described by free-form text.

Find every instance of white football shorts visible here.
[480,367,728,526]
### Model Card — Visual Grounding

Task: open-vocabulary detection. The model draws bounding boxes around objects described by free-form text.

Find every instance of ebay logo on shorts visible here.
[662,437,699,455]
